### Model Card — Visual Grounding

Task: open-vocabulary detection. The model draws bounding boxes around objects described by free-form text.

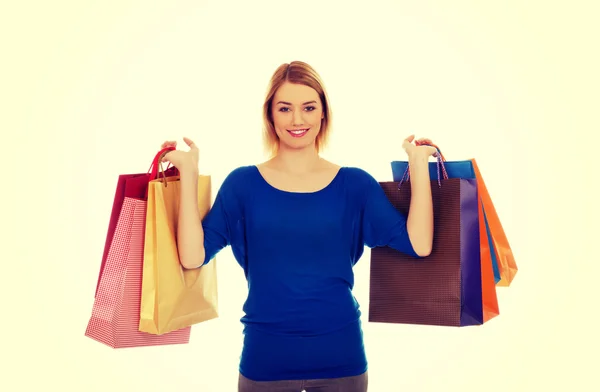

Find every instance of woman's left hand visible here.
[402,134,438,159]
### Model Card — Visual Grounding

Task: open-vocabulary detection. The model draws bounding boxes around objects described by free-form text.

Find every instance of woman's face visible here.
[271,81,324,152]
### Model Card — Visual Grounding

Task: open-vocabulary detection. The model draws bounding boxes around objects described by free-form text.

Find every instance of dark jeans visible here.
[238,371,368,392]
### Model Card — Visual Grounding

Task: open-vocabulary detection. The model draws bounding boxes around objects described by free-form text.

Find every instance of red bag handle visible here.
[147,146,178,180]
[143,146,179,201]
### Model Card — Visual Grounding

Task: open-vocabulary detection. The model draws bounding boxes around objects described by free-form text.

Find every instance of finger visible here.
[161,140,177,149]
[183,136,196,148]
[416,139,433,147]
[402,134,415,150]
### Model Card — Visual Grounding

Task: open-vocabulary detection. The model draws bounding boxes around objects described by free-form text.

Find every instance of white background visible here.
[2,0,598,391]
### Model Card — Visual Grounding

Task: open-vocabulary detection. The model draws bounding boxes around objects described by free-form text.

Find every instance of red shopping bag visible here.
[85,148,189,348]
[94,148,178,297]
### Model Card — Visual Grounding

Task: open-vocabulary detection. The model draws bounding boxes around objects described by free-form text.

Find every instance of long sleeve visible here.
[201,167,248,267]
[361,172,421,258]
[201,189,231,265]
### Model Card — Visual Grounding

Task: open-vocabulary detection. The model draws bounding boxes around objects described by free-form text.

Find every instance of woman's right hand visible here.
[160,137,199,171]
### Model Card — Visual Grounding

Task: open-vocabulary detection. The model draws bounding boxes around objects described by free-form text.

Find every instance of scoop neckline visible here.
[252,165,345,195]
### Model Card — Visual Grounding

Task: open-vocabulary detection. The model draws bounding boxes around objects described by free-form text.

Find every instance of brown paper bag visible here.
[139,174,218,335]
[369,178,495,327]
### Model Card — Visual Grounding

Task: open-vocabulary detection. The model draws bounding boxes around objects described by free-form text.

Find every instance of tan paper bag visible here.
[139,174,218,335]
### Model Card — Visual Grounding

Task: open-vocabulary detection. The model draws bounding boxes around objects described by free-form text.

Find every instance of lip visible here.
[287,128,310,138]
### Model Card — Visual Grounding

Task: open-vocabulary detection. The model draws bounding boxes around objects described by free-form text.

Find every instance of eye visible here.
[278,107,290,112]
[305,106,316,111]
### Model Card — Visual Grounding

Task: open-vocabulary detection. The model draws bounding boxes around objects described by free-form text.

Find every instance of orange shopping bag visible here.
[470,159,518,287]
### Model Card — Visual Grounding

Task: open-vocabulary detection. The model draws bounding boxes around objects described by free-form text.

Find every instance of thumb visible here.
[161,151,172,163]
[183,136,198,150]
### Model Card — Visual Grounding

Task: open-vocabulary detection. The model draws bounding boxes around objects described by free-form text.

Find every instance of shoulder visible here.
[340,166,380,188]
[338,166,384,205]
[223,165,257,182]
[216,165,258,196]
[221,165,257,189]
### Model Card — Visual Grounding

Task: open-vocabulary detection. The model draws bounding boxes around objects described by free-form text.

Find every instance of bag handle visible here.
[397,142,448,189]
[147,147,178,180]
[142,147,179,201]
[415,140,447,162]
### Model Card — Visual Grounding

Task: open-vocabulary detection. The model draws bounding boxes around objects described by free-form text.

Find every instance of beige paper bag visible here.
[139,174,218,335]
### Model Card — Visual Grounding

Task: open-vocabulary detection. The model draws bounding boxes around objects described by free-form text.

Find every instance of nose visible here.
[292,108,304,126]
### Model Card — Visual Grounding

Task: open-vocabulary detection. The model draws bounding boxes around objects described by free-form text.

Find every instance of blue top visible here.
[201,165,419,381]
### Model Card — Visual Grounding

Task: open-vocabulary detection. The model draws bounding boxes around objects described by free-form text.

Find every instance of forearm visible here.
[406,155,434,256]
[177,165,206,269]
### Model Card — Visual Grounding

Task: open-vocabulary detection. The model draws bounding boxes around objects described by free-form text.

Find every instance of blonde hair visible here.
[262,61,333,158]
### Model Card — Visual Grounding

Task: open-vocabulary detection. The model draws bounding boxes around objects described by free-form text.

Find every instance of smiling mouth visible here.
[287,128,309,137]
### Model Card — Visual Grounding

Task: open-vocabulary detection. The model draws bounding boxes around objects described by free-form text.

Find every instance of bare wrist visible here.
[179,160,199,176]
[408,153,429,166]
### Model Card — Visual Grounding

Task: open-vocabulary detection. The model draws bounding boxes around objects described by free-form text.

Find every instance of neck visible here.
[272,144,322,173]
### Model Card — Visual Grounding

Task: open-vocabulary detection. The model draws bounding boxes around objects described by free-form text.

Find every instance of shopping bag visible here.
[139,173,219,335]
[94,148,178,297]
[85,188,190,348]
[391,148,517,287]
[470,159,517,287]
[369,158,498,326]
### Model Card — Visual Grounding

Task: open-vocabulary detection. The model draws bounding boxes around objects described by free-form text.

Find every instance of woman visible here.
[161,61,437,392]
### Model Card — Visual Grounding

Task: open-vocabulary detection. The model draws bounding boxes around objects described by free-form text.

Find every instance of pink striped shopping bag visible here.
[85,148,190,348]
